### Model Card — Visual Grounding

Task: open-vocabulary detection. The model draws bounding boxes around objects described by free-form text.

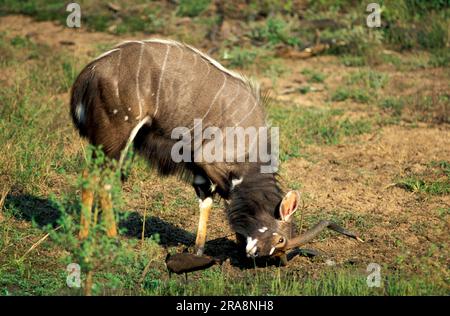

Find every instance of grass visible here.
[222,47,258,68]
[301,68,326,83]
[176,0,211,17]
[396,161,450,195]
[2,234,447,296]
[331,70,389,104]
[379,97,404,116]
[269,103,372,161]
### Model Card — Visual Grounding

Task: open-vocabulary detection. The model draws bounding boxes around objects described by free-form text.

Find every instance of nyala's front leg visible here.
[195,198,213,256]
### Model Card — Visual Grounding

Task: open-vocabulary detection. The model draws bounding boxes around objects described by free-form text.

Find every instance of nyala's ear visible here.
[279,191,300,222]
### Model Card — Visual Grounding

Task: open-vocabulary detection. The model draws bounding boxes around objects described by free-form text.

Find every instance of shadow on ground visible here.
[4,193,317,269]
[4,192,62,227]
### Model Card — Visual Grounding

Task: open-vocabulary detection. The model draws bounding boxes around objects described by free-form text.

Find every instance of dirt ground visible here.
[1,15,449,287]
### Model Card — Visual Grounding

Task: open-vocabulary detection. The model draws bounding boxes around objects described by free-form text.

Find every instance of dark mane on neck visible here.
[226,166,283,235]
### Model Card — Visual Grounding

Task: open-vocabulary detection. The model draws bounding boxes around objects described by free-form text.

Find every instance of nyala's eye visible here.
[278,237,284,244]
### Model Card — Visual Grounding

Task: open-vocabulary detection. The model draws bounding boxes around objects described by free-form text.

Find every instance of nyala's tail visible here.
[69,65,98,138]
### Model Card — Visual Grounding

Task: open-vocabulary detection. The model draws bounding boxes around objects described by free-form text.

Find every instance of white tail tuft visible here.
[75,103,86,124]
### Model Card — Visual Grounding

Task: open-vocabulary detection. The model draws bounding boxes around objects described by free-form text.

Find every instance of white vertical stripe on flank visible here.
[235,99,258,126]
[116,48,122,100]
[190,73,227,132]
[153,45,171,118]
[135,43,144,119]
[229,91,251,120]
[192,53,198,69]
[224,83,240,110]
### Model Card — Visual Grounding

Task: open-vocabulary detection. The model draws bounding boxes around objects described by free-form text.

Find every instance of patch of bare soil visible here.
[282,126,450,267]
[0,15,116,56]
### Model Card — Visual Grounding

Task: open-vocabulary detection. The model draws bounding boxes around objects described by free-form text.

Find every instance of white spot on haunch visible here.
[124,116,129,121]
[246,237,258,257]
[113,109,118,114]
[128,107,131,111]
[258,227,268,233]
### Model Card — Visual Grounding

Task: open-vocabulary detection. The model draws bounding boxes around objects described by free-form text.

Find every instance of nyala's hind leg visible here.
[80,169,95,239]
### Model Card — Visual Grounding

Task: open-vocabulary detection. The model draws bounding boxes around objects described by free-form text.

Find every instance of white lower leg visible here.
[195,197,213,256]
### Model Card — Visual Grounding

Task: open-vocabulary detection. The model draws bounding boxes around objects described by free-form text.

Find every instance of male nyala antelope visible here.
[70,39,362,264]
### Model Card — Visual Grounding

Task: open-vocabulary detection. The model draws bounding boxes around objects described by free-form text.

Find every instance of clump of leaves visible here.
[177,0,211,17]
[45,145,139,295]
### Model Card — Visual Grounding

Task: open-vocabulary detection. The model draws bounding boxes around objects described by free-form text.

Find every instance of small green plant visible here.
[322,26,384,65]
[429,48,450,67]
[340,55,367,67]
[331,88,350,102]
[379,97,404,116]
[397,178,450,195]
[346,70,388,90]
[330,88,371,104]
[45,146,140,295]
[249,16,301,47]
[396,161,450,195]
[302,68,326,83]
[222,47,257,68]
[177,0,211,17]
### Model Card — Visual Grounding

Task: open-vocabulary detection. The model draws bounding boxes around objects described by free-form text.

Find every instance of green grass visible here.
[0,34,81,193]
[2,234,447,296]
[340,55,367,67]
[301,68,326,83]
[248,16,302,47]
[222,47,258,68]
[346,70,389,90]
[331,88,371,104]
[379,97,404,116]
[396,161,450,195]
[268,104,372,161]
[331,70,389,104]
[176,0,211,17]
[429,48,450,67]
[397,178,450,195]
